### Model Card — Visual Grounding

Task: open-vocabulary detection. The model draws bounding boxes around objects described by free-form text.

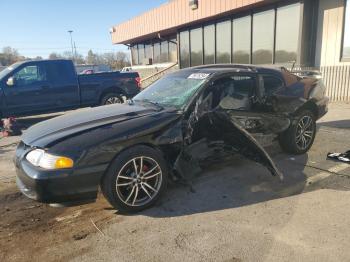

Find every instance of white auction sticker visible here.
[188,73,210,80]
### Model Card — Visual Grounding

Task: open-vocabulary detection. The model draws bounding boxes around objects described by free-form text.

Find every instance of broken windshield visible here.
[134,72,209,109]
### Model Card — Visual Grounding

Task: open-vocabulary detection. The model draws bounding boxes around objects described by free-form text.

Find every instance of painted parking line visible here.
[277,163,350,197]
[306,163,350,185]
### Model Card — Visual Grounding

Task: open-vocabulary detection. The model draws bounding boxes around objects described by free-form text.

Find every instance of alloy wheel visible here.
[115,156,163,207]
[106,96,122,104]
[295,115,315,150]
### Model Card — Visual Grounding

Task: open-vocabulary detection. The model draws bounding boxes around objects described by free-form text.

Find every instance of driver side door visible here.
[218,73,291,135]
[3,63,52,116]
[174,77,283,181]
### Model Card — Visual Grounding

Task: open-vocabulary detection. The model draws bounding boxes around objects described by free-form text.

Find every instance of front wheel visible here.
[101,145,168,213]
[278,110,316,154]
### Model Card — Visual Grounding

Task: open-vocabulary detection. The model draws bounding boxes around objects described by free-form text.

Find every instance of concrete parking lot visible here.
[0,103,350,262]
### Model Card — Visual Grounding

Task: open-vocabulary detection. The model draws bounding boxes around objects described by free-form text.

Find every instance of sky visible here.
[0,0,168,58]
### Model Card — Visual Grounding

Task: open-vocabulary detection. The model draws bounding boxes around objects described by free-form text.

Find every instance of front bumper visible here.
[15,145,107,204]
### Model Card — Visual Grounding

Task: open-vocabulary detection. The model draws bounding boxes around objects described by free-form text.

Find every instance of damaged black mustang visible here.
[15,64,329,212]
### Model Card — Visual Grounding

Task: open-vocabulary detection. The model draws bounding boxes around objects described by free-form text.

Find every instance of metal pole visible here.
[74,42,77,63]
[68,30,74,62]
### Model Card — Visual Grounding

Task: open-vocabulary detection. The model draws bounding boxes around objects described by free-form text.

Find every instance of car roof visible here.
[174,64,285,78]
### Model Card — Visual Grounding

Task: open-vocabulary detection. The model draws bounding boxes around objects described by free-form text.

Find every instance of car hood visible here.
[22,104,157,147]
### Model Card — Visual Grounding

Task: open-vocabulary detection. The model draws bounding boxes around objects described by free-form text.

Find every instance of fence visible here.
[320,66,350,102]
[140,63,179,88]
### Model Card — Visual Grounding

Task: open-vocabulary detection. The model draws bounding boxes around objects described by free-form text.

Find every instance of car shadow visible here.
[116,145,308,218]
[133,143,348,218]
[317,119,350,129]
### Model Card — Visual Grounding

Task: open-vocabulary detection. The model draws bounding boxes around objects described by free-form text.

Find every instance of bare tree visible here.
[86,50,102,65]
[0,46,22,65]
[48,52,63,59]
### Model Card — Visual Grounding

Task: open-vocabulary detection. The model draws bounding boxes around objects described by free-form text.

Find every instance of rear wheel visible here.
[101,145,168,213]
[101,93,123,105]
[278,110,316,154]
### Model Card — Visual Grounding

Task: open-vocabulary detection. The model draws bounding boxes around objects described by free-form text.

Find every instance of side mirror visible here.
[6,77,15,87]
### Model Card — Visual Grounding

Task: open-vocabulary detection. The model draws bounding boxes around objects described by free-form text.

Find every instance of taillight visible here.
[135,74,141,89]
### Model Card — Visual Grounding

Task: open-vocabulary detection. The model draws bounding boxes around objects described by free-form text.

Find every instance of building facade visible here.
[111,0,350,100]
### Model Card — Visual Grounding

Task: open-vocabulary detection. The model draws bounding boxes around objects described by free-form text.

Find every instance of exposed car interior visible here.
[200,74,256,112]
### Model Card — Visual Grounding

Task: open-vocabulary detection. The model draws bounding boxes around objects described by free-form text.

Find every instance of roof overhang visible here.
[111,0,278,45]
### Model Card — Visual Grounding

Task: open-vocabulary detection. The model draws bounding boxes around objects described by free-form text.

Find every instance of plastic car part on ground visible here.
[1,118,22,137]
[327,151,350,163]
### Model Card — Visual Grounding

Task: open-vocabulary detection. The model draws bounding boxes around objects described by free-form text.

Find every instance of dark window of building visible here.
[153,42,161,64]
[180,30,190,68]
[160,41,169,63]
[145,44,153,63]
[252,10,275,64]
[204,24,215,64]
[169,38,177,63]
[233,16,251,64]
[275,3,301,63]
[216,20,232,63]
[190,27,203,66]
[138,44,145,64]
[342,0,350,60]
[131,45,138,65]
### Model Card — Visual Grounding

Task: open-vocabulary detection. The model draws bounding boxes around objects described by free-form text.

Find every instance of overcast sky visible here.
[0,0,168,58]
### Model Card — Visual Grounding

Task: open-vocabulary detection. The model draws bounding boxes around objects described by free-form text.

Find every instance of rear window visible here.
[263,75,284,95]
[45,61,76,84]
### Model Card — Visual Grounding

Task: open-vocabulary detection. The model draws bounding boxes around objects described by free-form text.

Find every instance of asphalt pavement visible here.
[0,103,350,262]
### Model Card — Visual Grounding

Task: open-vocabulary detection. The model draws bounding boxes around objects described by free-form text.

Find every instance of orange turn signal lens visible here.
[54,157,74,169]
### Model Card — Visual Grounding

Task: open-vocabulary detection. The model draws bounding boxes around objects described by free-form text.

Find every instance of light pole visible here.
[68,30,74,62]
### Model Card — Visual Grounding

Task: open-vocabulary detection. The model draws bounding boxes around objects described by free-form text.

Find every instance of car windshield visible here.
[0,62,23,80]
[133,72,209,109]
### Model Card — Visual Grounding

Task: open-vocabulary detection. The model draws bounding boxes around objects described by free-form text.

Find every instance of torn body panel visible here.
[272,75,327,117]
[225,111,291,134]
[174,110,283,181]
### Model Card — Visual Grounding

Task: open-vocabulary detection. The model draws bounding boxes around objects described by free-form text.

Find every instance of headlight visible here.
[26,149,74,169]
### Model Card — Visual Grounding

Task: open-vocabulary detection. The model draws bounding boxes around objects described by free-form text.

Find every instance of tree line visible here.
[0,47,131,70]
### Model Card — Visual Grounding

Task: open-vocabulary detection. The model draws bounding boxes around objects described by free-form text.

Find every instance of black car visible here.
[15,64,329,212]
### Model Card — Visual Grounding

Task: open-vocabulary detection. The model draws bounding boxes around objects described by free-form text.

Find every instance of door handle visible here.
[41,85,50,90]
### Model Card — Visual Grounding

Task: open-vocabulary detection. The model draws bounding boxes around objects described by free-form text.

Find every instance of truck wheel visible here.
[101,93,123,105]
[278,110,316,154]
[101,145,168,213]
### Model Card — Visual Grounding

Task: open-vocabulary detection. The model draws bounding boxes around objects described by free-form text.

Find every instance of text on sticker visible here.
[188,73,210,80]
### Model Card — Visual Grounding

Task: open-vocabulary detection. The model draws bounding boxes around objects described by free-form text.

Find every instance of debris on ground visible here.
[327,151,350,163]
[1,118,22,137]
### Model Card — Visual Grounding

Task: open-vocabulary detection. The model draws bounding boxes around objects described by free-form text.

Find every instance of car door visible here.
[217,73,291,135]
[2,62,52,116]
[174,77,283,181]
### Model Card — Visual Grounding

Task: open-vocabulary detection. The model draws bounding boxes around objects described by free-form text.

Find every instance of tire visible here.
[101,145,168,213]
[278,110,316,154]
[101,93,123,105]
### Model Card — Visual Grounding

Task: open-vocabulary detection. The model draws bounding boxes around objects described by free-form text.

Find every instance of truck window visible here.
[45,61,76,84]
[13,65,47,86]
